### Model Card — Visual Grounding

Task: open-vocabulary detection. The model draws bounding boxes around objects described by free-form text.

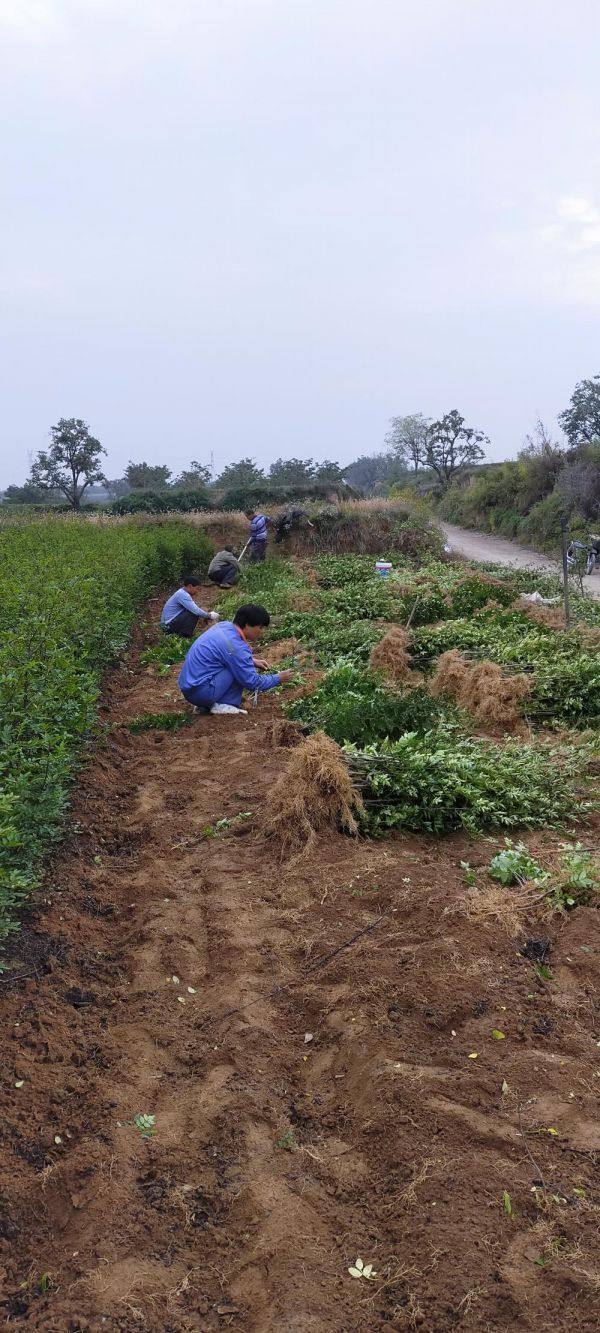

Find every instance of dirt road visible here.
[440,521,600,599]
[1,600,599,1330]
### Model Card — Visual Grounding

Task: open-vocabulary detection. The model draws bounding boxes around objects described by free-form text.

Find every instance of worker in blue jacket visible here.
[179,604,294,715]
[160,573,218,637]
[245,509,268,562]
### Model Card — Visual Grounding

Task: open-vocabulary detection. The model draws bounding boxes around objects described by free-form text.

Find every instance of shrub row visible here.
[0,517,212,948]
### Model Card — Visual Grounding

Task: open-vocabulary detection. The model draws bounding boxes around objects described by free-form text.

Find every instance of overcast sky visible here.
[1,0,599,485]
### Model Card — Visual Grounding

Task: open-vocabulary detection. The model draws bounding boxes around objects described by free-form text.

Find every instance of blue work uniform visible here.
[179,621,280,709]
[160,588,209,627]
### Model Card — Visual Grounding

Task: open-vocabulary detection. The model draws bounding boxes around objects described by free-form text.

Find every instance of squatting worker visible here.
[274,507,314,543]
[245,508,268,563]
[178,604,294,716]
[160,573,219,638]
[207,547,241,589]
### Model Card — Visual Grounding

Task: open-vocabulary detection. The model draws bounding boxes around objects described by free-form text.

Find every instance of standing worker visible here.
[207,547,241,588]
[160,573,219,638]
[178,604,294,715]
[245,508,268,563]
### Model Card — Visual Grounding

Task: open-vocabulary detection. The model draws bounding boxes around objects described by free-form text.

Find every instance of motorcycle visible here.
[567,534,600,577]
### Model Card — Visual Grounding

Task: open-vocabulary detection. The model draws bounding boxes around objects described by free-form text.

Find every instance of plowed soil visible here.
[1,595,600,1332]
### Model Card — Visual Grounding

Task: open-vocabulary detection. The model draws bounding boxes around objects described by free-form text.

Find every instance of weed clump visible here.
[431,650,533,730]
[369,627,416,686]
[262,731,363,856]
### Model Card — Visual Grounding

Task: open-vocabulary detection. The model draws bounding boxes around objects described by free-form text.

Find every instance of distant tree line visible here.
[3,377,599,549]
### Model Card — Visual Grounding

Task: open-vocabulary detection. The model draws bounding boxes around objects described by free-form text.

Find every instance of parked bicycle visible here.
[567,534,600,577]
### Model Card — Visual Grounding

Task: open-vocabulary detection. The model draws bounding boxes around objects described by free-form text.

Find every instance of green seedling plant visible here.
[140,634,191,673]
[128,711,192,733]
[488,841,546,887]
[200,812,252,838]
[116,1113,157,1139]
[545,843,599,910]
[276,1129,298,1152]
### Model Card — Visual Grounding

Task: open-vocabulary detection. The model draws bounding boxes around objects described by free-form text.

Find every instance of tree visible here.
[29,418,106,510]
[268,457,316,486]
[2,482,47,505]
[104,477,131,500]
[558,374,600,447]
[517,420,566,508]
[314,459,344,483]
[425,410,487,487]
[343,452,405,495]
[214,458,265,489]
[385,413,430,473]
[125,461,172,490]
[174,460,212,490]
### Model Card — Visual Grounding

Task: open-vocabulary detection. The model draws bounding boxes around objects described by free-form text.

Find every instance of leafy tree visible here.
[425,410,487,487]
[30,418,106,510]
[314,459,344,482]
[385,413,430,472]
[174,460,212,490]
[517,420,566,508]
[343,453,391,494]
[214,457,265,489]
[556,454,600,521]
[2,482,47,505]
[559,374,600,447]
[125,461,172,490]
[269,457,316,485]
[104,477,131,500]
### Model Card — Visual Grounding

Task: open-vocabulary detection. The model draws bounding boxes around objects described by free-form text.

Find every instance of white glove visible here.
[209,611,220,622]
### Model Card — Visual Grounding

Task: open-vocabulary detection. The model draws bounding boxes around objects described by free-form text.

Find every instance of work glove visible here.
[209,611,220,622]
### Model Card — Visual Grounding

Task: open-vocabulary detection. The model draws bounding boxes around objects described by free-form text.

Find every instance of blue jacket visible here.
[160,587,209,626]
[250,513,268,544]
[179,621,280,694]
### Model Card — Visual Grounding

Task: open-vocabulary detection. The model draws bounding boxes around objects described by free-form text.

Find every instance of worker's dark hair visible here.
[244,509,256,518]
[233,604,270,628]
[182,572,201,586]
[224,546,235,554]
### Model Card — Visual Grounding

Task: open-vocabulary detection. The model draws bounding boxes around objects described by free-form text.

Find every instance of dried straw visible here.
[262,731,363,857]
[430,649,533,730]
[369,626,417,686]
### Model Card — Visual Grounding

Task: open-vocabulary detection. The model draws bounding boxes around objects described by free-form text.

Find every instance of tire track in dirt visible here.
[1,605,600,1330]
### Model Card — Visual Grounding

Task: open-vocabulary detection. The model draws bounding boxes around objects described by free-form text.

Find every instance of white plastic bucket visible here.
[375,561,392,578]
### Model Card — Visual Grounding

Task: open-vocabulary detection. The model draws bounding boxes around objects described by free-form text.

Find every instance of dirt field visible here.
[1,594,600,1332]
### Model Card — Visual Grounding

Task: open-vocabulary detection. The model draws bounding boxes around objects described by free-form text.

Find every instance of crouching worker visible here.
[160,573,219,638]
[178,604,294,716]
[207,547,241,588]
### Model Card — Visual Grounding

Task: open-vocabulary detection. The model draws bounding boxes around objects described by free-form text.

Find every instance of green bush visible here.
[268,610,382,664]
[287,664,460,745]
[140,634,191,673]
[0,517,212,948]
[349,734,586,835]
[111,488,211,514]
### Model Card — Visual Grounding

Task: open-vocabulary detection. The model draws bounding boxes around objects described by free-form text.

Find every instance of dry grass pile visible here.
[369,627,418,686]
[268,719,307,748]
[265,637,303,663]
[262,731,363,856]
[458,885,538,938]
[430,649,533,730]
[517,599,567,631]
[289,590,317,611]
[461,882,541,937]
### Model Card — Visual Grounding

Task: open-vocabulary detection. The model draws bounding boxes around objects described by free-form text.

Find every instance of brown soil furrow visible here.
[1,608,600,1331]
